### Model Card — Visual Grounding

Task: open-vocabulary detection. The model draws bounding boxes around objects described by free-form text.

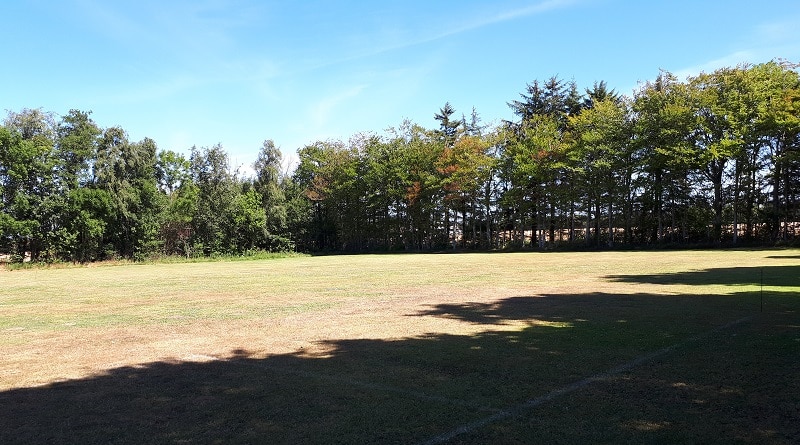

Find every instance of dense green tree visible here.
[0,126,39,258]
[750,60,800,241]
[632,72,699,243]
[294,139,366,250]
[1,109,58,260]
[190,144,239,255]
[280,174,311,251]
[56,110,101,190]
[509,76,576,131]
[689,68,749,242]
[500,114,572,248]
[57,188,114,262]
[4,108,56,141]
[502,75,581,248]
[359,132,409,249]
[434,102,460,148]
[94,128,163,258]
[583,81,620,109]
[156,150,196,256]
[156,150,192,195]
[253,140,288,237]
[229,189,268,251]
[436,134,495,247]
[47,110,104,260]
[392,122,447,249]
[570,97,634,246]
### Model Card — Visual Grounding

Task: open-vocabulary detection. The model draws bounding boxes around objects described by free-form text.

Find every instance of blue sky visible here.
[5,0,800,173]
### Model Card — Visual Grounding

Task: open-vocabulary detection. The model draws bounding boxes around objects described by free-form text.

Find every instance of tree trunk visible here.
[732,158,740,244]
[607,199,613,247]
[772,140,783,242]
[655,169,663,243]
[711,161,724,243]
[585,196,592,246]
[594,200,601,247]
[549,197,556,246]
[624,168,633,245]
[569,196,575,243]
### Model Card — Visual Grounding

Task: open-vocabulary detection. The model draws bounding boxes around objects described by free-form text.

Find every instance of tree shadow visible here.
[454,308,800,444]
[605,265,800,288]
[1,292,797,444]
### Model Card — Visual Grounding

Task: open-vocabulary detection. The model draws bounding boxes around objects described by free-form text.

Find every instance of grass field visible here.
[1,250,798,444]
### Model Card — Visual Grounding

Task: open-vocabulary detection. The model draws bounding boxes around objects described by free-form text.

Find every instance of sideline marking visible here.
[418,316,753,445]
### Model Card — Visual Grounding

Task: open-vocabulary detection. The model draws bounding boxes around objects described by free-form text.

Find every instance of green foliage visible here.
[56,109,100,189]
[2,60,800,261]
[230,189,268,251]
[156,149,191,194]
[253,140,288,234]
[57,188,114,262]
[190,144,239,255]
[0,111,59,260]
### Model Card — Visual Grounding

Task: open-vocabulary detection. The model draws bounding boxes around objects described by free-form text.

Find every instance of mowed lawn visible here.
[1,250,798,444]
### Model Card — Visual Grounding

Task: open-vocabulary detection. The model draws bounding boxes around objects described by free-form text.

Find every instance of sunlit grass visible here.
[1,249,796,335]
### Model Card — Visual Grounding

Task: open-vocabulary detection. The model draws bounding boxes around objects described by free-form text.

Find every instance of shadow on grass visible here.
[606,264,800,288]
[1,292,798,444]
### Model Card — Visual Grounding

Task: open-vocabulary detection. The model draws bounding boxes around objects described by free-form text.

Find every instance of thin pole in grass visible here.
[760,267,764,313]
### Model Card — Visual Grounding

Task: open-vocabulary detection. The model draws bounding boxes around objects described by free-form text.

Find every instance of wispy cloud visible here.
[302,0,581,73]
[67,0,286,106]
[75,0,260,46]
[446,0,581,38]
[99,76,206,104]
[755,17,800,44]
[309,85,368,127]
[672,51,756,80]
[400,0,579,50]
[672,15,800,80]
[73,0,149,44]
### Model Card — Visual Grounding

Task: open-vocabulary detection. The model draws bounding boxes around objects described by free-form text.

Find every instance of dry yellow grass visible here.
[1,249,792,390]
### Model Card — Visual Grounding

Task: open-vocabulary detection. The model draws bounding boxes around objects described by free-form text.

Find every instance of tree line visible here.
[294,60,800,251]
[2,60,799,262]
[0,114,297,262]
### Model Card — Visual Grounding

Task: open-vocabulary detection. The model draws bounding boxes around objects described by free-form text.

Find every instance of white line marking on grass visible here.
[418,316,754,445]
